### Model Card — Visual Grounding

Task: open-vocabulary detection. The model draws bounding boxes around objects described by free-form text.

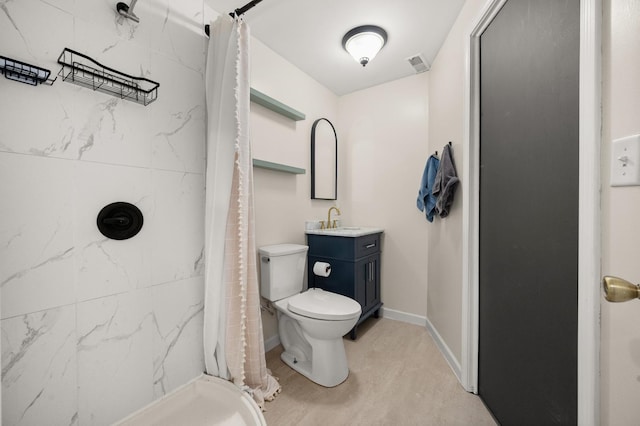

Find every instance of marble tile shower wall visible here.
[0,0,218,424]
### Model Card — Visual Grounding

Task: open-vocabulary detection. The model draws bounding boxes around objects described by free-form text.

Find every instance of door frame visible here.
[460,0,601,425]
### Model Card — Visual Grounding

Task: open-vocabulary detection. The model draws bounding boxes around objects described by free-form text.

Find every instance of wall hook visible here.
[117,0,140,23]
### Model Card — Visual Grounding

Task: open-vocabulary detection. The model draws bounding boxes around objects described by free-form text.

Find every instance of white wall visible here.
[1,0,208,424]
[250,39,341,248]
[338,74,430,321]
[425,0,487,367]
[601,0,640,423]
[249,39,341,340]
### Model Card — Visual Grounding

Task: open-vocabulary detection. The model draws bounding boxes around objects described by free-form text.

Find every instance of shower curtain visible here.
[203,14,280,406]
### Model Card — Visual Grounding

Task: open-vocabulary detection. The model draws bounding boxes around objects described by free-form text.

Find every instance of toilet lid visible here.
[287,288,362,321]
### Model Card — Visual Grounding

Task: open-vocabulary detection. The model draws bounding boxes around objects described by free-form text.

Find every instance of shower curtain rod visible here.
[204,0,263,36]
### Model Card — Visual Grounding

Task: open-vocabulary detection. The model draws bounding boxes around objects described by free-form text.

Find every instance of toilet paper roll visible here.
[313,261,331,277]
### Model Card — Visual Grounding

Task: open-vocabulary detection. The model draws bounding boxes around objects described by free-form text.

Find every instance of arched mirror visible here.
[311,118,337,200]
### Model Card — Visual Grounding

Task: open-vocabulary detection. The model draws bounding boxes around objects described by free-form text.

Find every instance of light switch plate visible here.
[611,135,640,187]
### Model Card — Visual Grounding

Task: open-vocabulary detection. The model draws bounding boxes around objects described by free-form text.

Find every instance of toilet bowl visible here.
[259,244,361,387]
[274,288,361,387]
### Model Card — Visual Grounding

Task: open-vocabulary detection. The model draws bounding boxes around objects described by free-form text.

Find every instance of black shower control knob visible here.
[97,202,143,240]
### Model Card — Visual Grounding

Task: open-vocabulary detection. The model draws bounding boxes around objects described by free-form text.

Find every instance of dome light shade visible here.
[342,25,388,67]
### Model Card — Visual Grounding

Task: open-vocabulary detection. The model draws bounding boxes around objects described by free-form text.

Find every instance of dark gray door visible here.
[479,0,579,424]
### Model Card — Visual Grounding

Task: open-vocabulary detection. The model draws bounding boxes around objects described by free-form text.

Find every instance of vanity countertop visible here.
[305,227,384,238]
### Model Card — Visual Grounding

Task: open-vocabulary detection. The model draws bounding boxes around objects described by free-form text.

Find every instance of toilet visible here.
[258,243,361,387]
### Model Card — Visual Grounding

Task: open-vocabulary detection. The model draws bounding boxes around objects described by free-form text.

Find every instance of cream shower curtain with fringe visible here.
[203,14,280,407]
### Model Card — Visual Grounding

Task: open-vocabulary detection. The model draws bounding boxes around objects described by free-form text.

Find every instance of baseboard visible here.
[264,334,281,352]
[381,308,462,382]
[425,316,462,382]
[380,307,427,327]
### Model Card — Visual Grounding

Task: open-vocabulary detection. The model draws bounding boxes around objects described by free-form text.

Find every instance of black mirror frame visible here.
[310,118,338,200]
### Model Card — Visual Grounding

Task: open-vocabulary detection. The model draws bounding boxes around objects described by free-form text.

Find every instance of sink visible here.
[305,226,383,238]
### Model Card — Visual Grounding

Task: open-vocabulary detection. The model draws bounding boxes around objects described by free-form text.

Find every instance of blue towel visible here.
[433,144,459,218]
[416,154,440,222]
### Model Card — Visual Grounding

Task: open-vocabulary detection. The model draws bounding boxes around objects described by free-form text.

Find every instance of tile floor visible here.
[263,318,496,425]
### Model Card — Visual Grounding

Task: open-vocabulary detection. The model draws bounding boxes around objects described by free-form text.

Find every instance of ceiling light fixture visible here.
[342,25,388,67]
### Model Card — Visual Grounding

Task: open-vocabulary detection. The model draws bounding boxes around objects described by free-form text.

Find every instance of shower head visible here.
[117,0,139,23]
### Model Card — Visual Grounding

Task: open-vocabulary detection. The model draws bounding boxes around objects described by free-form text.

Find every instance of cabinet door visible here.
[365,254,380,307]
[354,258,367,308]
[356,254,380,313]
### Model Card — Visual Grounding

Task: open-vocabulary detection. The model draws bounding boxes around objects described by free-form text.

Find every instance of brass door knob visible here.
[602,276,640,302]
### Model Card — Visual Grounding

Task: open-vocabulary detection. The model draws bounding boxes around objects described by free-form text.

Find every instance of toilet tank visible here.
[258,244,308,302]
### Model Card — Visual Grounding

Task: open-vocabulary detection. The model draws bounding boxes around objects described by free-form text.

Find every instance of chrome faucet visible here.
[327,206,341,229]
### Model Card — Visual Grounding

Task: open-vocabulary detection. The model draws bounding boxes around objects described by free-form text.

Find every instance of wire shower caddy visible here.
[57,48,159,106]
[0,56,55,86]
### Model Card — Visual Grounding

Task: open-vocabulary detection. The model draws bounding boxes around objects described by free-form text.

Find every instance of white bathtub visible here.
[115,375,266,426]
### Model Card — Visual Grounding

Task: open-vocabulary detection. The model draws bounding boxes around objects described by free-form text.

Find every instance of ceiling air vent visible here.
[407,54,429,73]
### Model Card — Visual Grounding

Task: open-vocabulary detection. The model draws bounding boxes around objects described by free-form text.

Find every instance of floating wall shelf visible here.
[250,88,305,121]
[253,159,305,174]
[57,48,159,106]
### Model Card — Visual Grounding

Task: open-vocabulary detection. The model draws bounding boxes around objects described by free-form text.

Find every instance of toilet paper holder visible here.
[313,261,332,277]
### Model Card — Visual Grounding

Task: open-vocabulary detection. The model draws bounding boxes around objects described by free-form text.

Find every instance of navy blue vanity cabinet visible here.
[307,232,383,339]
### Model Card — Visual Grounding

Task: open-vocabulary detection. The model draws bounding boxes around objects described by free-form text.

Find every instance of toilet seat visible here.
[287,288,361,321]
